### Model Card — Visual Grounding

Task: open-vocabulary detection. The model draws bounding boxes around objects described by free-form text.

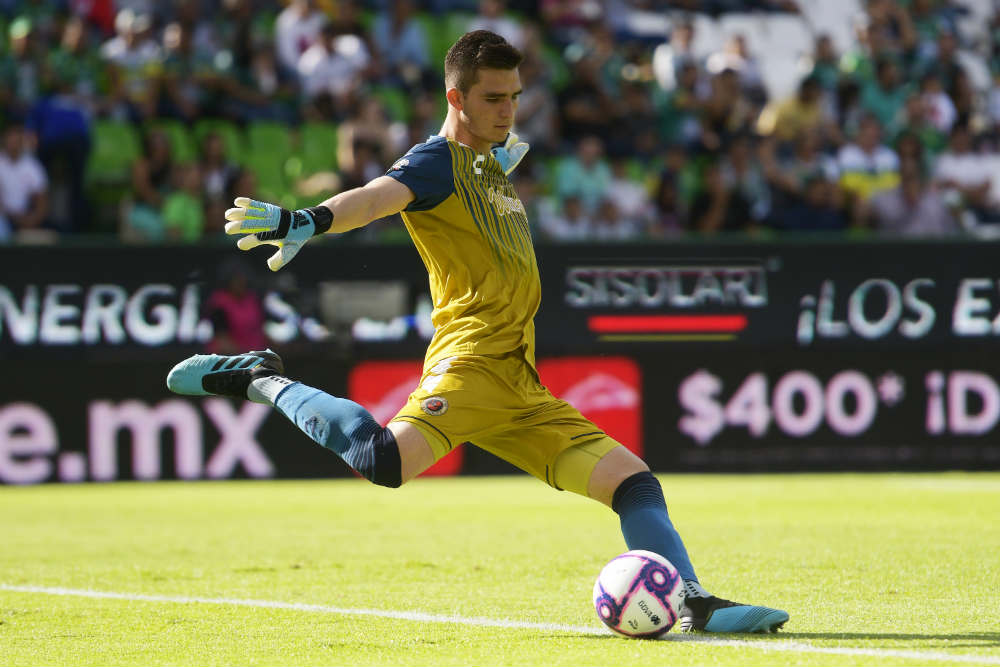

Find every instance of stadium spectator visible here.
[337,98,407,183]
[554,135,612,213]
[539,194,592,241]
[804,33,840,96]
[894,130,931,177]
[161,20,221,121]
[0,121,49,235]
[220,43,300,124]
[757,75,836,145]
[988,69,1000,137]
[654,60,702,148]
[706,34,766,104]
[768,174,847,232]
[204,257,271,355]
[298,22,364,120]
[43,15,104,117]
[949,68,976,129]
[539,0,598,46]
[894,91,947,158]
[607,81,659,159]
[591,198,640,241]
[162,162,205,242]
[918,72,957,134]
[371,0,431,91]
[837,114,900,205]
[212,0,259,74]
[697,68,755,154]
[688,161,755,233]
[918,29,963,91]
[860,58,912,132]
[275,0,327,74]
[339,138,387,192]
[764,128,840,195]
[867,161,958,236]
[648,167,683,238]
[719,133,771,224]
[174,0,220,60]
[934,123,1000,225]
[100,9,163,122]
[864,0,918,59]
[199,132,239,202]
[557,54,616,143]
[30,17,94,233]
[509,51,558,154]
[606,157,654,229]
[0,17,43,121]
[652,19,697,92]
[469,0,526,51]
[122,128,173,242]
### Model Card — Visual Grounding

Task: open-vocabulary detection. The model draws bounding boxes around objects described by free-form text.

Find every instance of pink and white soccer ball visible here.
[593,550,684,638]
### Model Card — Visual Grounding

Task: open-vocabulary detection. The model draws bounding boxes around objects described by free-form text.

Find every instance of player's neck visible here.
[439,116,492,154]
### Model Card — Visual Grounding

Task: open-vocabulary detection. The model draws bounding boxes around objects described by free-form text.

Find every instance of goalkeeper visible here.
[167,30,788,633]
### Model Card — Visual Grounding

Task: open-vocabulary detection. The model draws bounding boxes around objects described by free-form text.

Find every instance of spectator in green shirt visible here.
[163,163,205,242]
[861,58,911,131]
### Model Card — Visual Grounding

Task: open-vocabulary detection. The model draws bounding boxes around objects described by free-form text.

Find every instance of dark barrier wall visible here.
[3,241,1000,483]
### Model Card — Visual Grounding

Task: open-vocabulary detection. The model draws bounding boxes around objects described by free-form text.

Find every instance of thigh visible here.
[389,355,523,463]
[475,387,616,488]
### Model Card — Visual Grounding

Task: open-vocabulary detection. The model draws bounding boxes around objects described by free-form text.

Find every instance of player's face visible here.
[459,67,522,149]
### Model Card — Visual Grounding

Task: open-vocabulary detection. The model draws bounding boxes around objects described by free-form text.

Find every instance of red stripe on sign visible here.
[588,315,748,333]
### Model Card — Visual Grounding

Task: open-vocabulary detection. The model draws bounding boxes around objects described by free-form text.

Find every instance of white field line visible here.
[1,584,997,666]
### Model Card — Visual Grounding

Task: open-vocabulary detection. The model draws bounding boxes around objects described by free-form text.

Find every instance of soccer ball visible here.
[593,550,684,638]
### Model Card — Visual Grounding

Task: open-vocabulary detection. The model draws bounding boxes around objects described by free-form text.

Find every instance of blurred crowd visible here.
[3,0,1000,243]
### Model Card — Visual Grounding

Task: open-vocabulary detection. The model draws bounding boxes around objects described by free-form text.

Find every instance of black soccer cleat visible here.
[166,349,284,400]
[678,595,789,633]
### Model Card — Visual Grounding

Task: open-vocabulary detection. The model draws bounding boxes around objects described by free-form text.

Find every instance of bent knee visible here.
[587,445,650,507]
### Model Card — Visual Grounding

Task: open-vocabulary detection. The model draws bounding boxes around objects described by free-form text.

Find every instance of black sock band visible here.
[611,470,662,514]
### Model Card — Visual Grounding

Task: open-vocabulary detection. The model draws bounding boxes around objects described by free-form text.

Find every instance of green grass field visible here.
[1,473,998,666]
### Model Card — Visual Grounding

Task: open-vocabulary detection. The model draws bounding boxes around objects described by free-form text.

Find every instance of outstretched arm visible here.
[224,176,415,271]
[315,176,415,234]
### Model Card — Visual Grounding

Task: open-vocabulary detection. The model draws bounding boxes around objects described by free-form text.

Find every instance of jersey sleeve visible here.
[385,138,454,211]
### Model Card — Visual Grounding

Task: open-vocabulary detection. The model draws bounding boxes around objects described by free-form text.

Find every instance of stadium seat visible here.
[373,85,411,123]
[761,14,814,61]
[193,119,245,165]
[541,43,569,91]
[244,152,296,209]
[87,120,141,184]
[797,0,861,54]
[149,119,196,163]
[718,13,766,56]
[300,122,339,173]
[247,120,293,160]
[690,14,724,60]
[418,11,472,68]
[957,49,992,92]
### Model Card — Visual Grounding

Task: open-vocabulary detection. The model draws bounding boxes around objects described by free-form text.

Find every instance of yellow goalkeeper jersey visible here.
[385,135,540,368]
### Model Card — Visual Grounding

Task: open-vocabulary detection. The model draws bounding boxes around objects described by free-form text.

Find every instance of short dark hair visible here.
[444,30,522,93]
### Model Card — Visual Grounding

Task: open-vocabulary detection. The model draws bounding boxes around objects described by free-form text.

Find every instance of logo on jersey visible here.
[390,158,410,171]
[421,396,449,416]
[487,187,526,217]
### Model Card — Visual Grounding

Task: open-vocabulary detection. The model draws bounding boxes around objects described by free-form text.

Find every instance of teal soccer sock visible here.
[260,379,402,488]
[612,471,698,583]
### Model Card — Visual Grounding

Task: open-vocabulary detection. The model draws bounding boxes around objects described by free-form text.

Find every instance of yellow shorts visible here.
[390,353,620,495]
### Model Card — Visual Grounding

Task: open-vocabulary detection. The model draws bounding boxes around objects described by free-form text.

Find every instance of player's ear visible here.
[446,87,464,112]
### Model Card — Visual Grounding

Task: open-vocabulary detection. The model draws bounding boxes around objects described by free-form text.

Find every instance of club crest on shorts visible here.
[421,396,449,416]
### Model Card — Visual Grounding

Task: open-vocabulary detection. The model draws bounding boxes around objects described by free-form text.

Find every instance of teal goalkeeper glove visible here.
[224,197,333,271]
[491,132,529,175]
